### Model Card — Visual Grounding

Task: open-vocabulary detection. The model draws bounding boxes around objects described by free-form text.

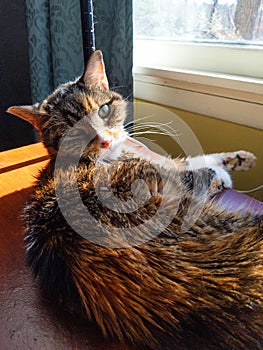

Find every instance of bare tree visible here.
[210,0,219,22]
[234,0,262,40]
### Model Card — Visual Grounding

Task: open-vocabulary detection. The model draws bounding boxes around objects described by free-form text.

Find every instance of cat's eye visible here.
[98,104,110,119]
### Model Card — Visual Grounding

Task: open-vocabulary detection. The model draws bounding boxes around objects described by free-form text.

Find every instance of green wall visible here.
[134,100,263,201]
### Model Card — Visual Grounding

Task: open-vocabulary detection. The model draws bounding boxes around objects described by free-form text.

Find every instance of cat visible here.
[7,50,263,350]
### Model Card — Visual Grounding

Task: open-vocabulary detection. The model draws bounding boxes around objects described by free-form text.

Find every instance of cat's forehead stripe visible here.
[84,95,97,112]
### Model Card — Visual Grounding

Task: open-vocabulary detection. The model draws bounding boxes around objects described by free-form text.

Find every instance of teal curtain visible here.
[93,0,133,102]
[25,0,84,103]
[25,0,133,112]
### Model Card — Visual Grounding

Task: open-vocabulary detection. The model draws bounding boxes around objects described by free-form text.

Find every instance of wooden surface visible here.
[0,142,49,174]
[0,142,262,350]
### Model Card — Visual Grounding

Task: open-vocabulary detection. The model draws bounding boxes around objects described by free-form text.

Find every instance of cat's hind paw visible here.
[222,151,256,171]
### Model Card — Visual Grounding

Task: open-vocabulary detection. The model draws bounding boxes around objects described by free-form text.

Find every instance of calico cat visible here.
[7,51,263,350]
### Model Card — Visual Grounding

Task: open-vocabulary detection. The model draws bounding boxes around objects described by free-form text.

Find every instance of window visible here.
[134,0,263,44]
[133,0,263,129]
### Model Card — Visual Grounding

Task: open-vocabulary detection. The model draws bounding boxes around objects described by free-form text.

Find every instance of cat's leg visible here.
[185,154,242,194]
[187,151,256,172]
[120,140,255,195]
[185,151,256,194]
[182,167,232,196]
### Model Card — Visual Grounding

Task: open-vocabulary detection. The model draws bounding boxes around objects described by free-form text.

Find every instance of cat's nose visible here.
[98,136,112,149]
[101,140,111,149]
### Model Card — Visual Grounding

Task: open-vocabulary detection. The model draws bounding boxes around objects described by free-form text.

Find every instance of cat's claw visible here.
[222,151,256,171]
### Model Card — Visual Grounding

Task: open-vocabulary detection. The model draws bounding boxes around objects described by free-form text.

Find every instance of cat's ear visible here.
[80,50,109,90]
[7,104,49,131]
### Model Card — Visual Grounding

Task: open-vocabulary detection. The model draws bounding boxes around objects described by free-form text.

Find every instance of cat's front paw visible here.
[208,166,232,196]
[222,151,256,171]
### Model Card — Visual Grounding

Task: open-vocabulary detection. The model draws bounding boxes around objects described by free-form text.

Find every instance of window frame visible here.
[133,39,263,130]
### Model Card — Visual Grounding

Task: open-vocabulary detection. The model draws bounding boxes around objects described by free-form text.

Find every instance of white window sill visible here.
[134,66,263,130]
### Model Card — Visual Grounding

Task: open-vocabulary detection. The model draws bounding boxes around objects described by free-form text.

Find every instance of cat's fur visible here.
[7,51,263,350]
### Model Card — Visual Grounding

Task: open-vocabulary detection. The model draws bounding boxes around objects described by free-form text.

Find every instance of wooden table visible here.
[0,142,262,349]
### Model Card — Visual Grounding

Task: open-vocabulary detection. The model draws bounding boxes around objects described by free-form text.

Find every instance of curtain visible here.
[25,0,133,119]
[93,0,133,102]
[25,0,84,103]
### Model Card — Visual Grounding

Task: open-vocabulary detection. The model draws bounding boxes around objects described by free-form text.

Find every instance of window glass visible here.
[134,0,263,45]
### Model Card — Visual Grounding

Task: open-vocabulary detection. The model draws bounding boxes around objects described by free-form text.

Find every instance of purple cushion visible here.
[214,189,263,215]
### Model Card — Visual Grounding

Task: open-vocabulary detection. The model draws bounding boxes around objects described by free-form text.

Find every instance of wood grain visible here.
[0,142,48,174]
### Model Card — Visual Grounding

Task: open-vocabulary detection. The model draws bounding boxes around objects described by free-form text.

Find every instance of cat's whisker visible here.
[124,124,135,132]
[131,121,175,131]
[125,116,176,135]
[129,131,179,139]
[133,121,176,133]
[145,125,180,141]
[110,86,133,101]
[124,121,133,128]
[130,126,171,133]
[128,125,165,132]
[129,122,180,141]
[133,136,157,143]
[124,115,154,128]
[110,84,128,92]
[124,91,133,101]
[134,128,178,138]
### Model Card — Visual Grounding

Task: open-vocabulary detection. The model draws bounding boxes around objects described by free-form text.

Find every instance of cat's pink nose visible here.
[101,140,111,149]
[98,134,113,149]
[98,136,112,149]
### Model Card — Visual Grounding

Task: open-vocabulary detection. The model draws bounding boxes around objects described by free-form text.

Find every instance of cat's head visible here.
[7,50,128,161]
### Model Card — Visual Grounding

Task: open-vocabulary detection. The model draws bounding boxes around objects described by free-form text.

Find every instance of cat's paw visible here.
[208,166,232,196]
[222,151,256,171]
